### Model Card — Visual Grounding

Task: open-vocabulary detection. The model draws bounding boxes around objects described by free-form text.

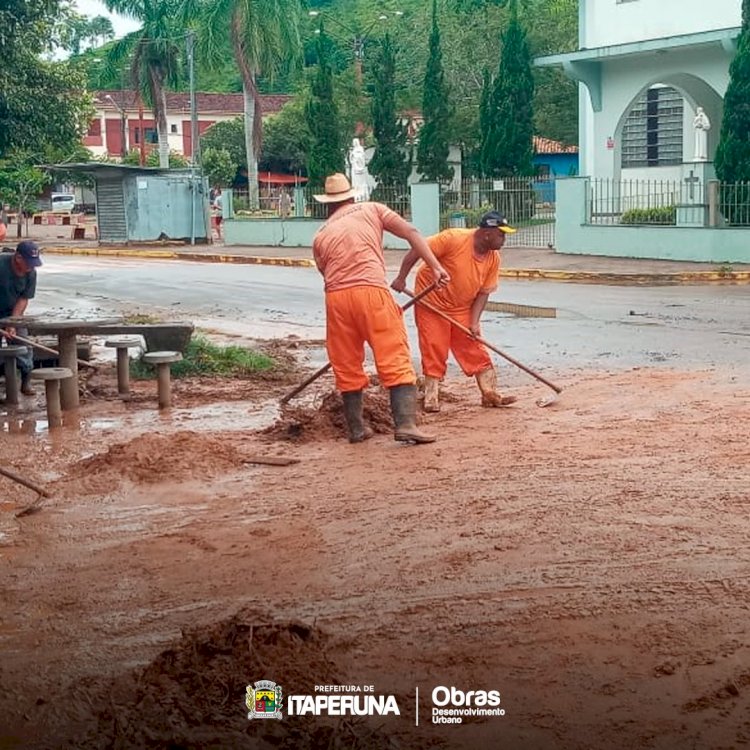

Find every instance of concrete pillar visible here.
[409,182,440,238]
[294,186,306,218]
[555,177,591,254]
[222,189,233,219]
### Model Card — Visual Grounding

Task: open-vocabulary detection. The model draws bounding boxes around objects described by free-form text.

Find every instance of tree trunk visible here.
[243,83,259,210]
[157,87,170,169]
[149,66,170,169]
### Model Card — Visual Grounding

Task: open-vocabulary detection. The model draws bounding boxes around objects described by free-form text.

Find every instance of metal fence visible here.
[232,184,411,219]
[439,177,556,248]
[717,182,750,226]
[589,179,750,227]
[589,179,686,226]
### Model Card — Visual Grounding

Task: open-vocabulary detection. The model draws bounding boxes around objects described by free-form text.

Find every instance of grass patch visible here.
[130,335,276,380]
[123,313,162,324]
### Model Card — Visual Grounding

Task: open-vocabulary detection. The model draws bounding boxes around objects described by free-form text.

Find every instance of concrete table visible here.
[31,367,73,429]
[0,317,121,411]
[105,335,143,397]
[0,345,29,405]
[142,351,182,409]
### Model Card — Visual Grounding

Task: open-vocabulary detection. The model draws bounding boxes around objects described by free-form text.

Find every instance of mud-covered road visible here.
[2,359,750,749]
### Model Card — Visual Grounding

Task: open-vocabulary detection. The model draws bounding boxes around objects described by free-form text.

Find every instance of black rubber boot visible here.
[20,371,35,396]
[389,384,436,444]
[342,391,374,443]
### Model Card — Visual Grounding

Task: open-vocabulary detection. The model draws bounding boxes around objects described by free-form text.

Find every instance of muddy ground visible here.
[1,348,749,749]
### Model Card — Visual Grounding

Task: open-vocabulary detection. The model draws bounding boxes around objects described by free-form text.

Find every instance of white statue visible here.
[348,137,370,201]
[693,106,711,162]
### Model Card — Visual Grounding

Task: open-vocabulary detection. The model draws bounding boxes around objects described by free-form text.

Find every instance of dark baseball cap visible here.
[479,211,516,234]
[16,240,42,267]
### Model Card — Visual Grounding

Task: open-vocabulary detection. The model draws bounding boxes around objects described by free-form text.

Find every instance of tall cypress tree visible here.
[480,2,534,177]
[416,0,453,183]
[305,25,344,188]
[369,33,411,192]
[715,2,750,186]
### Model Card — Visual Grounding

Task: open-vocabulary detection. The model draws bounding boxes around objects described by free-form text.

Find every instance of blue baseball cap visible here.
[479,211,516,234]
[16,240,42,267]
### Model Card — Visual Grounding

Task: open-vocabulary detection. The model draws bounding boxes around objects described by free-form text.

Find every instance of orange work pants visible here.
[415,304,492,379]
[325,285,416,392]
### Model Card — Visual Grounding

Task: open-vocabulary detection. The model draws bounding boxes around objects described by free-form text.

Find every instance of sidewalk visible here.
[36,235,750,284]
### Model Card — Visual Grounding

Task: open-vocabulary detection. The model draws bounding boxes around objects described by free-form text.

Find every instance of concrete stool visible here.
[142,351,182,409]
[0,345,29,405]
[31,367,73,429]
[105,335,143,397]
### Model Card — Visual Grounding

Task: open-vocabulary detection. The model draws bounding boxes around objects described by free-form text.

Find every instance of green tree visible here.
[0,0,92,159]
[480,2,534,176]
[200,118,247,172]
[416,0,453,183]
[305,27,345,187]
[715,2,750,223]
[200,147,236,187]
[0,156,50,238]
[122,149,189,168]
[261,99,310,175]
[102,0,182,168]
[194,0,303,210]
[715,5,750,185]
[369,34,411,193]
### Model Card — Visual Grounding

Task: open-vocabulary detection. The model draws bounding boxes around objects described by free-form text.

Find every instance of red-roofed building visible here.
[84,90,292,159]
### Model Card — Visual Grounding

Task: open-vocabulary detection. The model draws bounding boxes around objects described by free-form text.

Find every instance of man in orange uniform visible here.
[391,211,517,412]
[312,173,450,444]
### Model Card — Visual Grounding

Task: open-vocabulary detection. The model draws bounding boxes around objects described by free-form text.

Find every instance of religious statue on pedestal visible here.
[692,106,711,162]
[348,138,370,202]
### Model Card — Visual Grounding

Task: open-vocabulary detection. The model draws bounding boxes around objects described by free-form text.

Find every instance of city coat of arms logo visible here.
[246,680,283,720]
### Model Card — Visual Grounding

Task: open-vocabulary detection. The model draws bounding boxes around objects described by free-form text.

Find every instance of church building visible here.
[536,0,742,181]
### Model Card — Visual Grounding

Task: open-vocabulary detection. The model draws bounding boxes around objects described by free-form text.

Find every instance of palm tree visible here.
[189,0,303,210]
[102,0,182,168]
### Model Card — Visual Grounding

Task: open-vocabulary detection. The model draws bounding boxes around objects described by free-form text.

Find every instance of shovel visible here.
[0,465,50,517]
[280,282,440,405]
[0,327,98,371]
[401,288,563,407]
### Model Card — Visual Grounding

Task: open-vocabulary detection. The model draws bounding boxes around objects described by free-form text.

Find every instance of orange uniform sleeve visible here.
[375,203,408,235]
[479,252,500,294]
[426,230,456,260]
[312,236,326,274]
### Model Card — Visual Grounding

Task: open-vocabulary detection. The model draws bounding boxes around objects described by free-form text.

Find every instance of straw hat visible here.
[313,173,358,204]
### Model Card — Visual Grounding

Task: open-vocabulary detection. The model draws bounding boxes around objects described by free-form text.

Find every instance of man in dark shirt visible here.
[0,241,42,395]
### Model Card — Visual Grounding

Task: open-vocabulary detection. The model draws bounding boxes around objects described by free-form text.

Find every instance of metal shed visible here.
[45,163,209,244]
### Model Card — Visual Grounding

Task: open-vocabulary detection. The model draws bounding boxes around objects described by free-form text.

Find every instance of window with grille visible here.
[621,86,684,168]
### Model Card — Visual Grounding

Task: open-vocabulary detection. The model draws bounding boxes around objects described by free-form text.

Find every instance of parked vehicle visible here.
[50,194,76,213]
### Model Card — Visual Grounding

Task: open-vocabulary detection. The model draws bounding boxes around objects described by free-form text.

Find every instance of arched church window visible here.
[621,86,684,168]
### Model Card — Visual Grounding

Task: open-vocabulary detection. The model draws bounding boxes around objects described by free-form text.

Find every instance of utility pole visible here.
[187,31,200,168]
[187,31,199,245]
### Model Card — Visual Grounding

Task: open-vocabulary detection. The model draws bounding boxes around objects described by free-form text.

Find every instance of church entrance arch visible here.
[612,74,724,180]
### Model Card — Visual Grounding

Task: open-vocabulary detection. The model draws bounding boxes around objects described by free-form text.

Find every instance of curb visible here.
[43,245,316,268]
[41,246,750,283]
[500,268,750,284]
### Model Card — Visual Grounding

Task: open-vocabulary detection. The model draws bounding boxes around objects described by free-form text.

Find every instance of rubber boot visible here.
[423,376,440,413]
[476,367,516,407]
[341,391,374,443]
[389,384,436,444]
[20,371,35,397]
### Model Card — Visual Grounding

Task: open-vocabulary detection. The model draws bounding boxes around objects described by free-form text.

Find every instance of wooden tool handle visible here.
[0,327,98,371]
[0,466,50,498]
[403,289,563,394]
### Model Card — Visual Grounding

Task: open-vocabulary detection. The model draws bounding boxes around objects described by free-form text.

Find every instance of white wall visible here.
[583,0,740,49]
[580,45,731,178]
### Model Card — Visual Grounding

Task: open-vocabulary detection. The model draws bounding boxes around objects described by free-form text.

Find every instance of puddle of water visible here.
[170,399,280,431]
[1,400,278,443]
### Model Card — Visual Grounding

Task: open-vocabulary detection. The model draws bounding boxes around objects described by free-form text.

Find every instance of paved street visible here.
[36,255,750,372]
